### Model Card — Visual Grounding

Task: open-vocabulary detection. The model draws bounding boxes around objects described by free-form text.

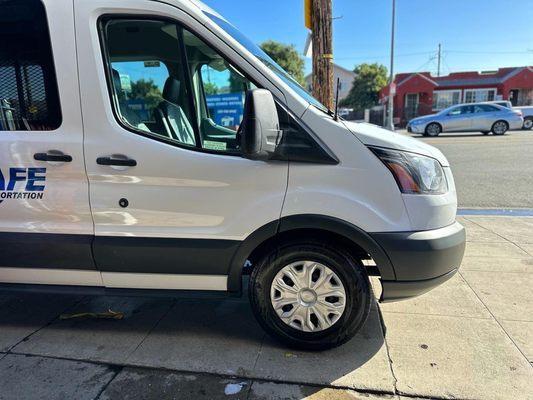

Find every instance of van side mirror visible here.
[240,89,283,160]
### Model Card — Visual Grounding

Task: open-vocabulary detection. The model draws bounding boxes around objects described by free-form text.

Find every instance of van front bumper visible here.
[371,221,466,302]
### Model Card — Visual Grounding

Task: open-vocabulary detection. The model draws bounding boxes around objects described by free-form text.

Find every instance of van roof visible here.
[152,0,227,22]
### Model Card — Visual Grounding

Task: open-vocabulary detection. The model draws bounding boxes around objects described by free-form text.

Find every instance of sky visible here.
[202,0,533,77]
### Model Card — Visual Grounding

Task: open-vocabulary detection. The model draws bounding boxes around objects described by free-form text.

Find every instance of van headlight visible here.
[369,147,448,194]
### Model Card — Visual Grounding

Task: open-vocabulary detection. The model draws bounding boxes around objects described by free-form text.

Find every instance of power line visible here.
[446,50,531,55]
[412,56,437,73]
[334,51,434,60]
[334,48,531,62]
[442,54,453,75]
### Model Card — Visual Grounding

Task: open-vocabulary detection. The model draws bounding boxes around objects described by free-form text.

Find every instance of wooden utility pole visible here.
[386,0,396,131]
[311,0,334,110]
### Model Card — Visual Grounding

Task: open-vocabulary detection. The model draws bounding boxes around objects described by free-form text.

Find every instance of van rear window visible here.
[0,0,61,131]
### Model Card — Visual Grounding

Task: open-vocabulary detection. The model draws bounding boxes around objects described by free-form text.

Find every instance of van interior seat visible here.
[111,68,150,132]
[156,77,196,146]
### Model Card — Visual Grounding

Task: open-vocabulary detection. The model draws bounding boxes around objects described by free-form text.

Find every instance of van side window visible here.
[183,29,256,152]
[103,20,197,147]
[0,0,61,131]
[101,18,258,154]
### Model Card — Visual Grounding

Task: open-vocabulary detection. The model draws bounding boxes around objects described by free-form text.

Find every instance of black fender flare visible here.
[227,214,396,292]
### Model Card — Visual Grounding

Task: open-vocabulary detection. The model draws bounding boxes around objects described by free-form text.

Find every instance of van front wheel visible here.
[249,241,372,350]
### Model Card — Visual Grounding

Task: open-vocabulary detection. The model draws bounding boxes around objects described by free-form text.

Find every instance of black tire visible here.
[491,120,508,135]
[249,240,372,350]
[523,117,533,130]
[425,122,441,137]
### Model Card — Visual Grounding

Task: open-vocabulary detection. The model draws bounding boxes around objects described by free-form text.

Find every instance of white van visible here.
[0,0,465,349]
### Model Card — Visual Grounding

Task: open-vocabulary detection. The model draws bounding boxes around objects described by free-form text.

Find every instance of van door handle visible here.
[34,152,73,163]
[96,156,137,167]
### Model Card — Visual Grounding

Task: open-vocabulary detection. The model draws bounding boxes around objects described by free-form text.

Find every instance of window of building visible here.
[510,88,533,106]
[101,18,258,154]
[0,0,61,131]
[463,88,496,103]
[433,90,461,111]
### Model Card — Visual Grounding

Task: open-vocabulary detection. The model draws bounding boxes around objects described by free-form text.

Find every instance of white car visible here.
[408,103,524,136]
[486,101,533,130]
[0,0,465,350]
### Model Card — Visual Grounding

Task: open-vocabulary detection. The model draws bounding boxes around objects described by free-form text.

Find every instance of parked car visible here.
[519,108,533,129]
[484,101,533,130]
[408,102,524,136]
[0,0,466,350]
[486,100,513,108]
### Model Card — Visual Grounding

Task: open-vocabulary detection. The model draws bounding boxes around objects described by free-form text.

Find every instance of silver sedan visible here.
[408,103,524,136]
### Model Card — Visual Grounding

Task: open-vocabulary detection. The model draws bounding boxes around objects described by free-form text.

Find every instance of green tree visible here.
[129,79,163,109]
[260,40,305,86]
[204,82,219,96]
[340,63,388,110]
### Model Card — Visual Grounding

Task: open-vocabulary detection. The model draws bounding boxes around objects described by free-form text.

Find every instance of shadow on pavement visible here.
[0,291,389,391]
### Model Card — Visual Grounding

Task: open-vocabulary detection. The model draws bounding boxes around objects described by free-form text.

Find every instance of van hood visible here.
[343,121,450,167]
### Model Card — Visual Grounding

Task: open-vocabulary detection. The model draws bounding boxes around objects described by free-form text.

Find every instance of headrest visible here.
[163,77,181,103]
[112,68,122,92]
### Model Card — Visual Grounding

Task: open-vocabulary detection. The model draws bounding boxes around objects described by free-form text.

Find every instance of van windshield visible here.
[205,12,329,114]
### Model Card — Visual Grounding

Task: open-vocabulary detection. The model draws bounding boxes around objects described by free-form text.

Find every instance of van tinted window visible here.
[0,0,61,131]
[103,19,198,147]
[101,18,258,154]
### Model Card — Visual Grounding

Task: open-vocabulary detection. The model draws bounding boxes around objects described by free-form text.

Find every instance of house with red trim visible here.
[379,66,533,126]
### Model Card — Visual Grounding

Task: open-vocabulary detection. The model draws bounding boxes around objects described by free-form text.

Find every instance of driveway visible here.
[0,216,532,399]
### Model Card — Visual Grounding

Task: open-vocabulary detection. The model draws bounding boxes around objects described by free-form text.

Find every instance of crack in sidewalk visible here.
[457,269,533,369]
[3,295,87,355]
[4,350,477,400]
[93,365,123,400]
[464,216,532,257]
[377,304,399,396]
[462,216,533,367]
[122,298,177,363]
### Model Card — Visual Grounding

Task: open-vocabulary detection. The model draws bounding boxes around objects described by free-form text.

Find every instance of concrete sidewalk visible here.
[0,216,532,400]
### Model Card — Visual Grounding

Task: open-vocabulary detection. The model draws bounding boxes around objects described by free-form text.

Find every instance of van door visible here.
[74,0,288,291]
[0,0,96,285]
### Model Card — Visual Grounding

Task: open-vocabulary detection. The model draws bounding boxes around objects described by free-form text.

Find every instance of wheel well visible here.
[426,121,442,131]
[493,119,508,126]
[245,228,379,277]
[227,215,396,293]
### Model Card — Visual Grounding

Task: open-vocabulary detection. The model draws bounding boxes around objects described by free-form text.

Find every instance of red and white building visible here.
[380,66,533,126]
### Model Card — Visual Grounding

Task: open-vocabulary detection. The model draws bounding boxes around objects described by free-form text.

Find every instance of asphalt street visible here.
[408,130,533,209]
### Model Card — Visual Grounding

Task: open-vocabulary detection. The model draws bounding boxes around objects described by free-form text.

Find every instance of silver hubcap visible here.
[427,124,440,135]
[494,122,507,134]
[524,119,533,129]
[270,261,347,332]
